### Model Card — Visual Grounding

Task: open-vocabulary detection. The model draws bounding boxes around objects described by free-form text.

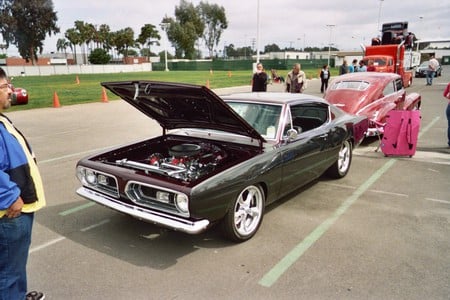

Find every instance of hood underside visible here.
[101,80,265,142]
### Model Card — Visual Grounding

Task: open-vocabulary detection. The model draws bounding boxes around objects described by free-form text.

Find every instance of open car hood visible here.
[101,81,265,142]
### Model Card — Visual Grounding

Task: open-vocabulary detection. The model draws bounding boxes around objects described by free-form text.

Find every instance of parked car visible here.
[76,81,368,242]
[10,84,28,105]
[414,60,442,78]
[324,72,421,136]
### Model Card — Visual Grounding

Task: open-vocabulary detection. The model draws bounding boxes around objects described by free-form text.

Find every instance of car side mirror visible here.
[286,128,298,141]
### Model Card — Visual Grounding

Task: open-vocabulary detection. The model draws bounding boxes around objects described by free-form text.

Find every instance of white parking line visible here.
[425,198,450,205]
[321,182,408,198]
[80,219,110,232]
[29,219,111,254]
[29,236,66,254]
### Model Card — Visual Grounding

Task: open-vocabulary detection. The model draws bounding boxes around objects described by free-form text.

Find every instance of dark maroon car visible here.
[76,81,368,242]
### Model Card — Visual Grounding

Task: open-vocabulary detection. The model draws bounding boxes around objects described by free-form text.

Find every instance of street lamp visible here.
[160,22,169,71]
[256,0,260,63]
[326,24,335,66]
[377,0,384,37]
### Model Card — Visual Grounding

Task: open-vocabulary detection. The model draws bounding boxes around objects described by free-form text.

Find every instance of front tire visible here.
[326,140,352,178]
[221,185,265,242]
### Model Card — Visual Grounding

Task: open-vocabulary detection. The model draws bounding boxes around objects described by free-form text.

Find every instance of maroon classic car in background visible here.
[324,72,421,136]
[10,84,28,105]
[76,81,368,242]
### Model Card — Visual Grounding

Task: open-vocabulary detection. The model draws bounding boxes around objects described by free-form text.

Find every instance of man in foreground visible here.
[0,67,46,300]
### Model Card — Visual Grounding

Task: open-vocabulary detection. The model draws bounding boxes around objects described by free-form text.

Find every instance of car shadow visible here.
[34,200,235,270]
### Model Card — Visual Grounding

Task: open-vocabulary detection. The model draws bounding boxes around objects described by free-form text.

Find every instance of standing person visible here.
[350,59,358,73]
[367,60,376,71]
[320,64,330,93]
[426,54,439,86]
[339,60,348,75]
[251,62,268,92]
[0,67,46,300]
[286,63,307,93]
[357,60,367,72]
[443,82,450,147]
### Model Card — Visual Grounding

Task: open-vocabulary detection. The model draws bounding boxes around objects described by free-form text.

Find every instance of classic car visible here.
[414,60,442,78]
[76,81,368,242]
[324,72,421,136]
[10,84,28,105]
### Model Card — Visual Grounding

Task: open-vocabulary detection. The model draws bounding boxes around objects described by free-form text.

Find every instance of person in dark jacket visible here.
[339,60,348,75]
[0,67,46,300]
[320,64,330,93]
[251,63,268,92]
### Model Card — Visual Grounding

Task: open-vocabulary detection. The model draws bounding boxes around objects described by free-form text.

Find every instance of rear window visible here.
[330,81,370,91]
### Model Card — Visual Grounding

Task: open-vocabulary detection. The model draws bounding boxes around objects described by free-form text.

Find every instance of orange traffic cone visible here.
[75,75,80,85]
[101,87,108,103]
[53,91,61,108]
[206,80,210,89]
[228,71,232,78]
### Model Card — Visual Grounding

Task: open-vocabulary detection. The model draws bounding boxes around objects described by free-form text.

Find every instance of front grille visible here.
[125,181,188,217]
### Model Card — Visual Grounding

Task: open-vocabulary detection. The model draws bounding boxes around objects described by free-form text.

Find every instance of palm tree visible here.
[56,38,70,59]
[137,24,161,60]
[65,28,82,64]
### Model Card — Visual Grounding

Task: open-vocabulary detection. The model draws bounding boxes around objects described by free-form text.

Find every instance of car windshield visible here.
[419,61,429,67]
[226,101,282,140]
[330,80,370,91]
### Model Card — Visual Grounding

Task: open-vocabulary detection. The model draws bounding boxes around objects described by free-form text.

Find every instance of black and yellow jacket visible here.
[0,114,45,217]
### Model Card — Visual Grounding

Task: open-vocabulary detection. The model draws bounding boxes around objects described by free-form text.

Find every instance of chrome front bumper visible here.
[76,187,210,234]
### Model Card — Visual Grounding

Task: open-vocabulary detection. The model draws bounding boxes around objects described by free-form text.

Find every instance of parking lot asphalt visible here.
[6,68,450,299]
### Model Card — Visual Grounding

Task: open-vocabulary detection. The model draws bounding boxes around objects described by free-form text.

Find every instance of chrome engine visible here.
[115,143,227,182]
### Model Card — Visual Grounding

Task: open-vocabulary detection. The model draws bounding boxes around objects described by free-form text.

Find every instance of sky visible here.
[4,0,450,57]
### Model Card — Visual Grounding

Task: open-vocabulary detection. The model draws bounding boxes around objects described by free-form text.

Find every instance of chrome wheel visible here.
[222,185,265,242]
[326,140,352,178]
[337,140,351,174]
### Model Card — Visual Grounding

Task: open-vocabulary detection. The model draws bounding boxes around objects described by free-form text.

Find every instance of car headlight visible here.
[156,191,170,203]
[175,193,189,213]
[86,169,98,184]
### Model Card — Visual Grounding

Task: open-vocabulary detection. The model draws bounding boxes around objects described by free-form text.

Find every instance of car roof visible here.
[330,72,400,84]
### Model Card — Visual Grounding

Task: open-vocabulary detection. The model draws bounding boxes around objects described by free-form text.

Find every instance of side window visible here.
[382,81,395,96]
[289,103,329,133]
[395,78,403,91]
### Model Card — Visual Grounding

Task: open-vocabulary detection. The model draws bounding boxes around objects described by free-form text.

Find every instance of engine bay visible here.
[113,142,231,182]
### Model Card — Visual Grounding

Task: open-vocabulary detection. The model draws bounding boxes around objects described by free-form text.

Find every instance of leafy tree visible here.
[140,48,157,58]
[264,43,281,53]
[74,21,92,64]
[136,24,160,59]
[97,24,112,51]
[0,0,59,65]
[88,48,111,64]
[111,27,136,58]
[163,0,204,59]
[65,28,82,64]
[198,2,227,58]
[224,43,237,58]
[56,38,71,58]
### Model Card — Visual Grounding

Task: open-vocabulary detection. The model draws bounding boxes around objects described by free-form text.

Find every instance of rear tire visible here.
[326,140,352,179]
[221,184,265,242]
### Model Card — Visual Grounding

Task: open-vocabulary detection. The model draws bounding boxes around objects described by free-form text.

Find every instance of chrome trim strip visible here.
[76,187,209,234]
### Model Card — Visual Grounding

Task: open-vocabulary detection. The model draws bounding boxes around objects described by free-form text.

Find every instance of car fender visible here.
[403,92,421,110]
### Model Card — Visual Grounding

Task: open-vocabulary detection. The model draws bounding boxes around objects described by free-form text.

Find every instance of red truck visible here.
[361,21,414,88]
[361,43,413,87]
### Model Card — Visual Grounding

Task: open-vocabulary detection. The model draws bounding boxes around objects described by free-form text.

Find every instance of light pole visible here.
[326,24,335,66]
[160,22,169,71]
[256,0,260,63]
[377,0,384,37]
